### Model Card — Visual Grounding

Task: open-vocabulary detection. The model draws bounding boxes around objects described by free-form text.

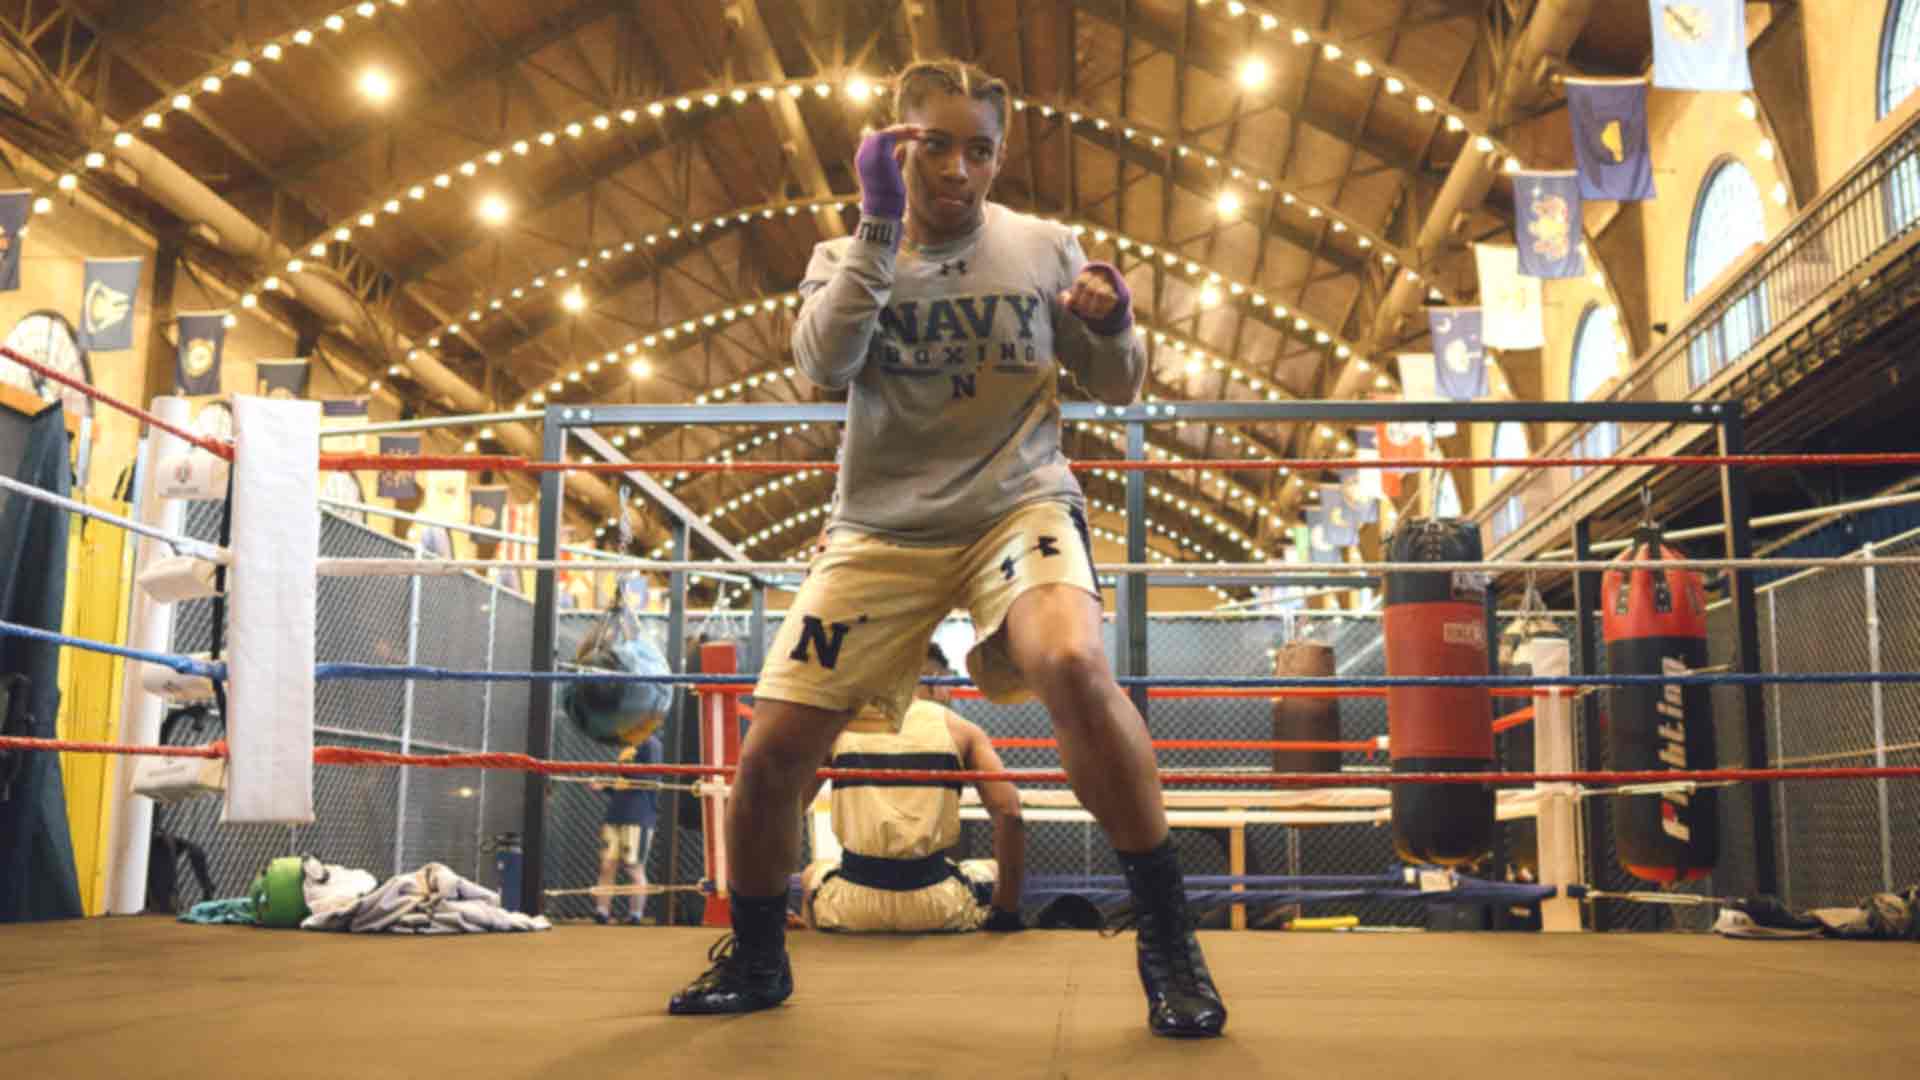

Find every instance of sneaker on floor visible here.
[1109,907,1228,1038]
[592,911,611,926]
[667,934,794,1016]
[1713,897,1821,940]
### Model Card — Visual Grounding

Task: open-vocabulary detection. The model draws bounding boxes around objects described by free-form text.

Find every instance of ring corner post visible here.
[520,407,565,915]
[1121,417,1149,721]
[1716,406,1778,897]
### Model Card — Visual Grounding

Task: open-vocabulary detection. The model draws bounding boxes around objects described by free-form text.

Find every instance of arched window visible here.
[1685,160,1771,387]
[1433,472,1462,519]
[1491,421,1529,484]
[2,312,92,421]
[1883,1,1920,230]
[1570,305,1623,472]
[1882,0,1920,118]
[1488,422,1529,541]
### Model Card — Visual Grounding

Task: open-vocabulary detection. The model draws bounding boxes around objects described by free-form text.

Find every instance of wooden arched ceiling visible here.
[4,0,1622,572]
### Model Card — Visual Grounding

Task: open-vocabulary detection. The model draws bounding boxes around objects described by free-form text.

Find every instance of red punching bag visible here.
[1602,526,1718,883]
[1384,519,1495,865]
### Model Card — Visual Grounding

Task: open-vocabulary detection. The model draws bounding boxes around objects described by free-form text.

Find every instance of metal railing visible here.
[1475,103,1920,556]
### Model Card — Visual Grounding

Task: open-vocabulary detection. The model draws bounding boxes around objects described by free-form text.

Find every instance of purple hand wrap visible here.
[855,129,909,221]
[1079,261,1134,336]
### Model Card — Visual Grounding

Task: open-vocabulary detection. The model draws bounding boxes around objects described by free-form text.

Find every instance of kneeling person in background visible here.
[802,644,1024,932]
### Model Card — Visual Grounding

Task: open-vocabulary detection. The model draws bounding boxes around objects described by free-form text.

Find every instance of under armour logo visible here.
[1000,536,1063,581]
[938,259,968,277]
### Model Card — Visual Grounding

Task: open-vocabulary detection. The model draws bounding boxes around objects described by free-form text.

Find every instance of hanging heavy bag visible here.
[1384,518,1495,866]
[1602,525,1717,883]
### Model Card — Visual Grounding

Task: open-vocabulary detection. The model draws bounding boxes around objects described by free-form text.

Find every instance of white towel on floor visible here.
[301,862,551,934]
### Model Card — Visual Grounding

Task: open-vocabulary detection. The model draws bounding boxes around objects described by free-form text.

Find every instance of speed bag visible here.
[1602,532,1718,883]
[1384,518,1495,866]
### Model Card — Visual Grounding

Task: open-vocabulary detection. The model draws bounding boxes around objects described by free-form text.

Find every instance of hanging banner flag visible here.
[1350,428,1385,504]
[1514,171,1587,279]
[1649,0,1752,92]
[1428,308,1488,400]
[1289,523,1311,562]
[319,396,370,457]
[1475,244,1546,351]
[256,359,311,399]
[81,257,143,351]
[0,190,28,292]
[1318,486,1361,546]
[1377,420,1430,499]
[376,434,422,501]
[1567,77,1656,202]
[1306,517,1342,564]
[174,312,226,396]
[469,486,509,533]
[1395,354,1457,437]
[1397,352,1438,400]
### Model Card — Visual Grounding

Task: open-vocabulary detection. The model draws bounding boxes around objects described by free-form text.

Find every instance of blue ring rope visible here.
[7,620,1914,693]
[0,619,224,678]
[308,663,1920,689]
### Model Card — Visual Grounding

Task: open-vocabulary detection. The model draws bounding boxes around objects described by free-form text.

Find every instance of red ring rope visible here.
[707,682,1543,700]
[6,736,1916,789]
[316,450,1920,475]
[0,345,234,460]
[993,737,1383,753]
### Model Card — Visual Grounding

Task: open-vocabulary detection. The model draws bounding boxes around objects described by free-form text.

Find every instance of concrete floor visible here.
[3,919,1918,1079]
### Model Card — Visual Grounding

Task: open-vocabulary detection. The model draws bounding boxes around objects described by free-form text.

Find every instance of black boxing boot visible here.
[1115,840,1227,1038]
[667,892,793,1015]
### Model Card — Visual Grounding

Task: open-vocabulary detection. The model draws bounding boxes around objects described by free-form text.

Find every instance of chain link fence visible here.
[148,507,1920,930]
[156,505,547,911]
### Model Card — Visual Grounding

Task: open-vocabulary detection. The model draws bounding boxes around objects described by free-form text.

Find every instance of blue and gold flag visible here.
[82,257,143,351]
[1650,0,1752,92]
[377,434,422,501]
[469,485,509,533]
[256,359,310,399]
[1514,171,1586,279]
[174,312,226,396]
[1428,308,1488,400]
[1318,485,1361,546]
[1567,78,1655,202]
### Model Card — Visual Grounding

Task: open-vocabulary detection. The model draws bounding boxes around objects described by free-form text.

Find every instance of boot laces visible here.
[1102,905,1201,984]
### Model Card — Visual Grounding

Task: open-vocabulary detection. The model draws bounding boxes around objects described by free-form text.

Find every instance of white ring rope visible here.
[319,496,631,562]
[0,472,228,563]
[541,883,705,898]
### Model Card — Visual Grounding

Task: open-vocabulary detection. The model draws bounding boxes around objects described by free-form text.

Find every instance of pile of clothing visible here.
[182,858,551,934]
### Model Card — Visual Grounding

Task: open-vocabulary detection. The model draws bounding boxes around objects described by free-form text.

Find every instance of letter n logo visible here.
[950,373,977,400]
[788,615,851,669]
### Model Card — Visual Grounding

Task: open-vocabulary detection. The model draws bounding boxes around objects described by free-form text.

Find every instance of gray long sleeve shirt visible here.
[792,203,1148,546]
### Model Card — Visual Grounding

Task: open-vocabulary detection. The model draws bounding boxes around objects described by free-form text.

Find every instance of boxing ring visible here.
[5,344,1920,1073]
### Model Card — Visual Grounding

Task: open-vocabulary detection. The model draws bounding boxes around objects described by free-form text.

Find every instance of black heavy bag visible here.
[1271,641,1342,774]
[1602,527,1717,883]
[1384,518,1495,865]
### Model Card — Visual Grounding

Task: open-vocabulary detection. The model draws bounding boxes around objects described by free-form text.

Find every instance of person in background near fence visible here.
[669,58,1226,1038]
[801,643,1025,932]
[590,734,664,925]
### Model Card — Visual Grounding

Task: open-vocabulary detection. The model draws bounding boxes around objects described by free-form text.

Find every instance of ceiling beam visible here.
[730,0,848,238]
[1072,0,1445,189]
[262,0,636,190]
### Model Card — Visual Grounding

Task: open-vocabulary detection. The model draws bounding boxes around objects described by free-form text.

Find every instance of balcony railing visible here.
[1473,104,1920,554]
